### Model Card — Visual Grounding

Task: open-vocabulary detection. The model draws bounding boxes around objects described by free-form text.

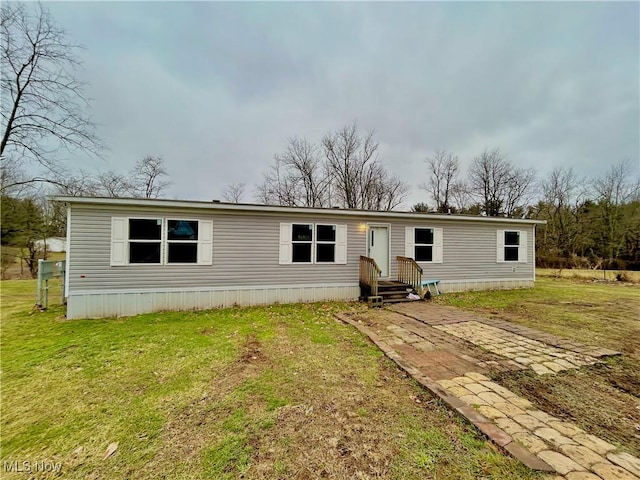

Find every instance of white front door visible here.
[368,225,389,278]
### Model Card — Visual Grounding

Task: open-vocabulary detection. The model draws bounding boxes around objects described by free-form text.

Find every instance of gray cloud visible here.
[43,1,638,206]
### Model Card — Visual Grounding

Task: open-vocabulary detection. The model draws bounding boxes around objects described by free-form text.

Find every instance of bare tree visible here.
[360,164,408,210]
[468,148,535,217]
[323,123,377,209]
[535,167,581,257]
[255,137,330,207]
[95,170,130,197]
[222,182,246,203]
[54,170,98,197]
[256,124,407,211]
[277,137,329,207]
[420,149,459,213]
[255,156,300,206]
[128,155,171,199]
[590,159,640,262]
[504,166,536,217]
[1,3,103,193]
[592,159,639,206]
[322,123,407,210]
[468,148,511,216]
[450,180,471,213]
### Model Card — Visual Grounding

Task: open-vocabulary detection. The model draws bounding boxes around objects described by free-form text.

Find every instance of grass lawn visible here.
[436,275,640,456]
[0,279,538,479]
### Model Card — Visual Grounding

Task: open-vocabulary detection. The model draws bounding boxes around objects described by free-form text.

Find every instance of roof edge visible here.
[50,196,547,225]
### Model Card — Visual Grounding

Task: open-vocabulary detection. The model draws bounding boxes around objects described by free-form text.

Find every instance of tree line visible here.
[416,149,639,270]
[0,155,171,278]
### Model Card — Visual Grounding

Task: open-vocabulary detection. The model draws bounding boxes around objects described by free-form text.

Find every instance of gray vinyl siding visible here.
[387,219,535,281]
[67,203,535,295]
[68,205,365,293]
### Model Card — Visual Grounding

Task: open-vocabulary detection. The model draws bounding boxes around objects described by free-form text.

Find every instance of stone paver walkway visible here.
[438,372,640,480]
[435,321,599,375]
[336,303,638,480]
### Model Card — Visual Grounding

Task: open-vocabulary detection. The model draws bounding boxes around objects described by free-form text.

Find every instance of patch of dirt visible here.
[492,359,640,456]
[245,356,435,479]
[144,336,273,474]
[240,336,267,364]
[620,334,640,362]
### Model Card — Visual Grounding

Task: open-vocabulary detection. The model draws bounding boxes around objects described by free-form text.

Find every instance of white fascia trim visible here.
[69,282,360,297]
[50,196,545,225]
[64,206,71,298]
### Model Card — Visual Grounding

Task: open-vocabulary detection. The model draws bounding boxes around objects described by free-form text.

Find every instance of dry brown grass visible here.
[537,267,640,283]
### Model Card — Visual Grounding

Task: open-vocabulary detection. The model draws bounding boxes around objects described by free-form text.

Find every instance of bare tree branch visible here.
[222,182,246,203]
[322,123,406,210]
[1,2,104,193]
[468,148,535,217]
[128,155,171,199]
[421,149,460,213]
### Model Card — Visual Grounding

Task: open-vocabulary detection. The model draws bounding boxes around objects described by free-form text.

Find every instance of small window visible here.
[292,224,313,263]
[128,219,162,263]
[167,220,199,263]
[414,228,433,262]
[504,231,520,262]
[316,224,336,262]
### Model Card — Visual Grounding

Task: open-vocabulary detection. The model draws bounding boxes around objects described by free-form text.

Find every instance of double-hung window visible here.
[414,228,434,262]
[167,220,199,263]
[280,223,347,264]
[405,227,443,263]
[497,230,527,263]
[291,224,313,263]
[128,219,162,264]
[316,225,336,262]
[110,217,212,266]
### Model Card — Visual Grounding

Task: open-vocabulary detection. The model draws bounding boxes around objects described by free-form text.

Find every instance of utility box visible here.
[36,260,66,309]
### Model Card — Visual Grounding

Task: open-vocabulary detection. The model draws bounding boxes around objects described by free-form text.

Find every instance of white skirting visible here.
[66,278,535,319]
[439,278,534,293]
[66,284,360,319]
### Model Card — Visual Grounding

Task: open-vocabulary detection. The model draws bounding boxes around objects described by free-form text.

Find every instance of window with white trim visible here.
[292,224,313,263]
[404,226,443,263]
[414,228,434,262]
[279,223,347,265]
[497,229,527,263]
[110,217,212,266]
[167,220,198,263]
[128,218,162,264]
[316,224,336,262]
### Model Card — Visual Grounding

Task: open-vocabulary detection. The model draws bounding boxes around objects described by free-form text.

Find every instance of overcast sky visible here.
[45,1,639,207]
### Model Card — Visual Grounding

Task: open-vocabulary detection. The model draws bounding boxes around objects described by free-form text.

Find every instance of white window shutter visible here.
[433,228,443,263]
[198,220,213,265]
[405,226,414,258]
[110,217,127,266]
[519,230,528,263]
[335,225,347,264]
[279,223,292,265]
[496,230,505,263]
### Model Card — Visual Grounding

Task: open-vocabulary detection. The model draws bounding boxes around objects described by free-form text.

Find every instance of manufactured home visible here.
[53,196,544,319]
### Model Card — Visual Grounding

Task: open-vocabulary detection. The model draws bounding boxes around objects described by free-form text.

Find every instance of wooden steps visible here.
[377,280,416,304]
